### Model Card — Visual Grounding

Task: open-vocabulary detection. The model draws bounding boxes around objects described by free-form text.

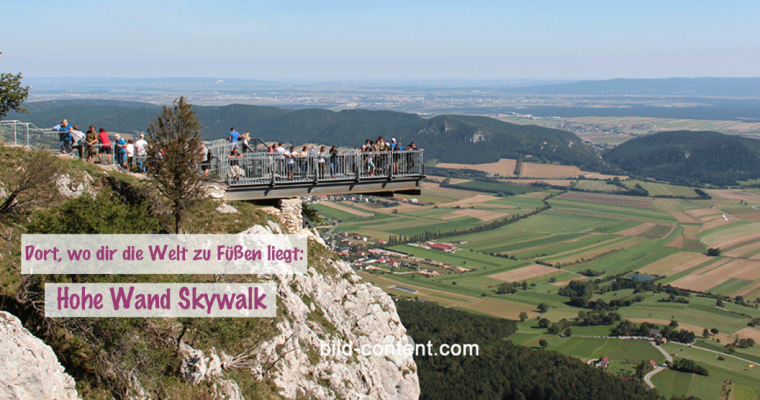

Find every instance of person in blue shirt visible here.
[228,127,240,143]
[58,119,72,153]
[115,134,128,169]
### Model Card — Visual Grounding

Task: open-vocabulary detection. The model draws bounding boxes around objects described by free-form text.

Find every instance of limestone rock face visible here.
[242,222,421,400]
[215,203,239,214]
[55,172,93,198]
[0,311,80,400]
[179,341,209,385]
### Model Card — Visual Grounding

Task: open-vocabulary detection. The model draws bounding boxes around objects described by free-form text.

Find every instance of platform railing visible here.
[207,146,424,186]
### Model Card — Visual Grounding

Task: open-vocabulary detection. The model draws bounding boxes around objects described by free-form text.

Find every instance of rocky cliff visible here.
[0,198,419,400]
[0,311,80,400]
[180,203,420,399]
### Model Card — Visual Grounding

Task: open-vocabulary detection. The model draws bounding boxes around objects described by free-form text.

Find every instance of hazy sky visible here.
[2,0,758,80]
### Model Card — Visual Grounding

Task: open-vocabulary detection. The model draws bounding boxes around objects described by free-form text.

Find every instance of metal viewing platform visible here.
[0,121,426,202]
[207,142,425,201]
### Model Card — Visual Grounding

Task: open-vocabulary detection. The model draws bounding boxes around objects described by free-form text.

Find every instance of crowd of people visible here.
[53,121,420,182]
[223,127,420,183]
[54,119,149,172]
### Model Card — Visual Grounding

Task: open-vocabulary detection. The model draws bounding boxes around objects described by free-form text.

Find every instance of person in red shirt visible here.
[98,128,112,165]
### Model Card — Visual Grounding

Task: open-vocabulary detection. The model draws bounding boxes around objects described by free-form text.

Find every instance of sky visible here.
[2,0,759,81]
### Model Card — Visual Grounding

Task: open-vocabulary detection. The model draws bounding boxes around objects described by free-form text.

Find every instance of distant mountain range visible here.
[605,130,760,186]
[507,77,760,97]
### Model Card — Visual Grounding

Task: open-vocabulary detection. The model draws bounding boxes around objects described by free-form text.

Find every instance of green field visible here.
[652,343,760,400]
[316,182,760,398]
[573,180,629,193]
[454,180,538,194]
[625,180,700,197]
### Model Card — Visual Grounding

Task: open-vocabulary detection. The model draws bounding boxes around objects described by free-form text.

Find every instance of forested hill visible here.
[396,300,664,400]
[604,130,760,186]
[9,100,610,170]
[410,114,607,170]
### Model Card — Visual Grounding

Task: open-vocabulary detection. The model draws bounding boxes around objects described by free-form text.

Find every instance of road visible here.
[672,342,760,367]
[644,342,672,389]
[574,335,760,390]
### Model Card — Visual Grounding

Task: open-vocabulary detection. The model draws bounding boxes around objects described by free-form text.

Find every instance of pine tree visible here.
[147,97,204,234]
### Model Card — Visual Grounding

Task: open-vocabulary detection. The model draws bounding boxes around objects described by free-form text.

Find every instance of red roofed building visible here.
[428,243,453,251]
[594,356,610,368]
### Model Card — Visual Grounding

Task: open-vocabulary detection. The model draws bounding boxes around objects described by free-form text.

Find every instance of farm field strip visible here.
[503,210,622,233]
[511,234,621,260]
[459,230,546,250]
[637,181,700,197]
[318,184,760,398]
[704,227,760,249]
[724,241,760,259]
[617,221,656,236]
[637,252,712,276]
[708,278,755,296]
[670,259,760,292]
[558,191,655,208]
[488,265,565,283]
[481,232,586,254]
[317,201,374,217]
[573,180,629,192]
[549,199,676,223]
[538,236,644,265]
[698,219,752,238]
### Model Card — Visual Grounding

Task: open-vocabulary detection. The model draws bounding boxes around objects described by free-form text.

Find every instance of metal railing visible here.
[1,121,425,182]
[206,144,424,186]
[0,120,57,148]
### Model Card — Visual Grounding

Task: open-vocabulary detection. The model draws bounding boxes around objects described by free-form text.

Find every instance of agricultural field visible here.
[573,180,630,193]
[651,343,760,400]
[314,174,760,398]
[435,158,600,178]
[453,180,539,195]
[624,180,701,197]
[498,115,760,143]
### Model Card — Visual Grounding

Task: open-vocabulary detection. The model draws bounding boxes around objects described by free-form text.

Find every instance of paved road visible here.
[644,367,664,389]
[672,342,760,367]
[644,342,673,389]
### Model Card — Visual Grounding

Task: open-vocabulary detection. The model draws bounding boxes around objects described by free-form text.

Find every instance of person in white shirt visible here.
[69,125,86,159]
[126,139,135,172]
[284,146,295,180]
[276,143,286,176]
[134,133,149,172]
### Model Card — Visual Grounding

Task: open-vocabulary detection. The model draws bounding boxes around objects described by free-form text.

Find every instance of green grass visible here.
[708,278,755,296]
[311,203,363,221]
[630,181,700,197]
[454,180,538,194]
[732,385,758,400]
[654,343,760,400]
[484,194,548,209]
[389,244,520,270]
[340,179,760,399]
[639,224,674,239]
[699,221,757,243]
[573,180,629,193]
[548,197,676,223]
